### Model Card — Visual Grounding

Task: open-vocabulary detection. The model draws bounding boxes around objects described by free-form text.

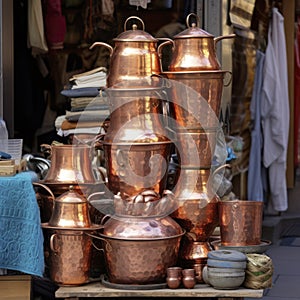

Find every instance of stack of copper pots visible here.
[41,186,103,286]
[160,13,235,283]
[89,16,185,286]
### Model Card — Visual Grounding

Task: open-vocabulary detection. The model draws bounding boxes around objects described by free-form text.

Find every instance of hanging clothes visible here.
[261,7,290,212]
[247,50,265,201]
[294,17,300,167]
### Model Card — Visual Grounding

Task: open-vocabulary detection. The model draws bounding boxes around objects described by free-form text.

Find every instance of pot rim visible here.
[41,223,104,231]
[97,230,185,242]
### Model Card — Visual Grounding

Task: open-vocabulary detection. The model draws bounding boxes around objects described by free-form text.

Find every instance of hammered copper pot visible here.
[163,13,235,72]
[43,228,93,286]
[103,141,172,198]
[175,128,219,168]
[104,86,170,144]
[218,200,263,246]
[162,70,229,129]
[96,214,184,284]
[90,16,171,88]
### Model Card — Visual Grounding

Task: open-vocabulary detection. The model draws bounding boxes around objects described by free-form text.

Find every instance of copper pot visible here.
[162,70,230,129]
[93,214,184,284]
[218,200,264,246]
[43,228,94,286]
[175,128,219,168]
[162,13,235,72]
[90,16,172,88]
[104,86,170,144]
[103,141,172,198]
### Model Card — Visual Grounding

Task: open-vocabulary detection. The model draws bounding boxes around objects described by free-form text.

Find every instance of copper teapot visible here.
[162,13,235,71]
[90,16,172,87]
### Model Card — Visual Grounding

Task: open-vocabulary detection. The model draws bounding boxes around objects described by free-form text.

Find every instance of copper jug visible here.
[41,144,96,192]
[90,16,172,87]
[162,13,235,71]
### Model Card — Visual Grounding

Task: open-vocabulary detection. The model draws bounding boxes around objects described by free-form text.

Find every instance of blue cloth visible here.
[247,50,265,202]
[0,171,44,276]
[61,87,102,98]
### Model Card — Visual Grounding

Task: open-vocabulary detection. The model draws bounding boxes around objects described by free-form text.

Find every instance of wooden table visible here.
[55,281,264,300]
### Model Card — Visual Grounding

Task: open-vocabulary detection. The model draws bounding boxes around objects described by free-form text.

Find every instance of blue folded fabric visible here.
[0,171,45,277]
[61,87,101,98]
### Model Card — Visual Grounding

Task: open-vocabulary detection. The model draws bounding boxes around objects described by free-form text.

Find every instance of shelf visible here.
[55,280,264,299]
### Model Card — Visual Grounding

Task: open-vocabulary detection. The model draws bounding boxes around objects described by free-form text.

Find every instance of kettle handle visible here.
[157,38,174,72]
[32,182,55,201]
[186,13,200,28]
[214,34,236,47]
[89,42,113,57]
[124,16,145,31]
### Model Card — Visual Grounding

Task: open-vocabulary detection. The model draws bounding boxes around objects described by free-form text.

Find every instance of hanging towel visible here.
[261,7,290,212]
[247,50,265,201]
[0,172,45,277]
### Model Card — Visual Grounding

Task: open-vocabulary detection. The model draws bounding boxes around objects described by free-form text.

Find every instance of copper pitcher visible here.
[42,143,97,185]
[162,13,235,71]
[90,16,172,87]
[47,186,92,228]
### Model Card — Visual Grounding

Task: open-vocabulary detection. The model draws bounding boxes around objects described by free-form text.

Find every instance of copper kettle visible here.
[163,13,235,71]
[90,16,172,87]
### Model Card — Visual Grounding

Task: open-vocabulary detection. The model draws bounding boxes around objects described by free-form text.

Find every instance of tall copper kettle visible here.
[163,13,235,71]
[90,16,171,88]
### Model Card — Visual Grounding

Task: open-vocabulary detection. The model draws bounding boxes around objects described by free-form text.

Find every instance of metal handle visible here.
[186,13,200,28]
[157,38,174,72]
[32,182,55,201]
[223,71,233,87]
[50,233,59,253]
[85,232,112,252]
[214,34,236,46]
[124,16,145,31]
[89,42,113,56]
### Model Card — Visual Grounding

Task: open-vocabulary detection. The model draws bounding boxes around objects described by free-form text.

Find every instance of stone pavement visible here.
[246,186,300,300]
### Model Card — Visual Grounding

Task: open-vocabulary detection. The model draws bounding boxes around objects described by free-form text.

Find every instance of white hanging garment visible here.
[261,7,290,211]
[27,0,48,55]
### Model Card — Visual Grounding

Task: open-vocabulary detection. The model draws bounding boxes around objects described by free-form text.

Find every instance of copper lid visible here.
[113,16,158,42]
[174,23,214,39]
[55,185,87,203]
